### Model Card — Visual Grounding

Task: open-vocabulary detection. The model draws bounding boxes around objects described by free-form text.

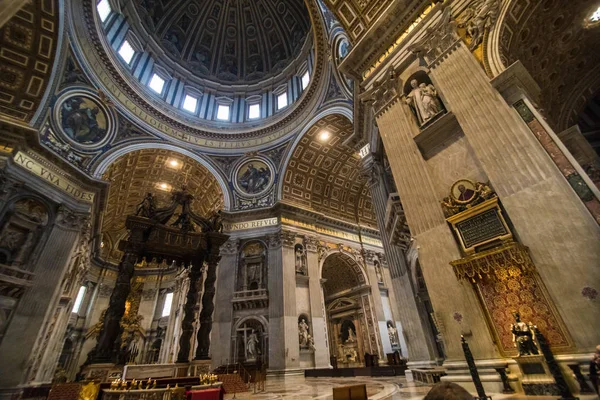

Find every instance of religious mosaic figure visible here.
[246,330,259,360]
[239,163,271,194]
[405,79,443,126]
[511,313,539,356]
[60,97,107,144]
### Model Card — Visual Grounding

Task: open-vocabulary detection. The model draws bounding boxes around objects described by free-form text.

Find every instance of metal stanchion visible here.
[461,336,492,400]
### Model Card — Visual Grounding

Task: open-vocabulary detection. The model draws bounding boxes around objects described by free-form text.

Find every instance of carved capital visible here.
[372,69,403,117]
[268,232,282,249]
[220,238,239,255]
[281,230,296,248]
[409,6,460,66]
[55,206,90,231]
[317,244,328,262]
[304,235,319,253]
[364,250,377,264]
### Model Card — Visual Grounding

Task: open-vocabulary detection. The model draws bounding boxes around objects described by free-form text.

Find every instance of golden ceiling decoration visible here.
[100,149,224,260]
[282,114,376,227]
[0,0,60,122]
[323,0,393,43]
[322,252,366,296]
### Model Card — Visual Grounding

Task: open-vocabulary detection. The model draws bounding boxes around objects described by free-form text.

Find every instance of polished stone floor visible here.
[223,376,599,399]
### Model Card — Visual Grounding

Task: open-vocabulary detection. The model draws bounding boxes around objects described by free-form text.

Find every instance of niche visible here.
[238,241,267,291]
[294,243,307,275]
[403,70,446,129]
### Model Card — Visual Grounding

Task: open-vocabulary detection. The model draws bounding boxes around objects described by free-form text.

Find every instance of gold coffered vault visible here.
[0,0,598,397]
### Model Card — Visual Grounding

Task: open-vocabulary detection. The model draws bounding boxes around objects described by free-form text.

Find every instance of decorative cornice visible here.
[408,6,461,68]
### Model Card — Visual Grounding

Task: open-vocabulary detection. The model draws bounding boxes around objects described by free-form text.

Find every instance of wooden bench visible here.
[332,384,367,400]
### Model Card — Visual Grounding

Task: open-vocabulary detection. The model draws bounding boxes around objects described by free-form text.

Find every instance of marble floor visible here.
[223,376,599,399]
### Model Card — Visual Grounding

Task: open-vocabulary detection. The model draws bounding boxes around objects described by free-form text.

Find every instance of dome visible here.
[134,0,311,83]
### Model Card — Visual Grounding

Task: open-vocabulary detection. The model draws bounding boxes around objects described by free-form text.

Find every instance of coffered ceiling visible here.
[100,149,224,259]
[282,113,376,227]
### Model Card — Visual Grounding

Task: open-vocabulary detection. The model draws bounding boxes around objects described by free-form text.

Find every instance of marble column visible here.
[209,239,238,368]
[0,207,84,388]
[267,230,299,372]
[415,16,600,351]
[177,260,204,362]
[374,81,497,360]
[365,158,437,363]
[304,236,330,368]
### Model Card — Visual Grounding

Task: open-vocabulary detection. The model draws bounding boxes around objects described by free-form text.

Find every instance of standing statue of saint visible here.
[346,327,357,343]
[388,323,399,346]
[405,79,443,126]
[511,313,539,356]
[246,330,259,360]
[298,318,309,347]
[295,246,306,275]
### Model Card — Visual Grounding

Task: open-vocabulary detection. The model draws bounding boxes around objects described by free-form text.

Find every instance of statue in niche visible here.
[405,79,444,127]
[135,193,156,218]
[346,327,357,344]
[298,318,309,347]
[246,330,260,360]
[0,229,22,251]
[511,312,539,356]
[387,321,399,346]
[374,261,384,283]
[295,244,307,275]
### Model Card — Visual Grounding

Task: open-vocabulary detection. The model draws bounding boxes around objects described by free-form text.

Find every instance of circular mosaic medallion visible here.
[233,158,274,197]
[52,89,116,150]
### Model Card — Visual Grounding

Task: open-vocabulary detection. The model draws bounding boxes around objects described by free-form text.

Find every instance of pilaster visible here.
[0,207,85,387]
[304,236,329,368]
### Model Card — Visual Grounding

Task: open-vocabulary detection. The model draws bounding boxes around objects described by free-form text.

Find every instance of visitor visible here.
[591,345,600,395]
[423,382,472,400]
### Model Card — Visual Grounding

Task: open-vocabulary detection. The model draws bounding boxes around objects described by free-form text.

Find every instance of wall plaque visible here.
[455,208,508,249]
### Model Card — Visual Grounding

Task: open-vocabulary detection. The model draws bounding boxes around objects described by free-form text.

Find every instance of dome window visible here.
[97,0,111,22]
[182,94,198,113]
[217,104,230,121]
[118,40,135,65]
[301,71,310,90]
[248,103,260,119]
[277,92,288,110]
[149,73,166,95]
[162,292,174,317]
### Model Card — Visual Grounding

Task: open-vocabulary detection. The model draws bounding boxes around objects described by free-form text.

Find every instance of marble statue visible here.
[405,79,443,126]
[246,330,259,359]
[375,262,384,283]
[295,246,307,275]
[388,323,399,346]
[511,313,539,356]
[346,327,357,343]
[298,318,309,347]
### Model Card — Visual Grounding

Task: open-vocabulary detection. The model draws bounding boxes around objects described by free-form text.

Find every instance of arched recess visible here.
[279,111,376,227]
[97,147,226,263]
[92,142,232,210]
[231,315,269,365]
[489,0,600,131]
[321,251,380,365]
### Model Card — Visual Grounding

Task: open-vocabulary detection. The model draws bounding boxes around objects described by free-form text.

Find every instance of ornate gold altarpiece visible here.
[444,181,572,356]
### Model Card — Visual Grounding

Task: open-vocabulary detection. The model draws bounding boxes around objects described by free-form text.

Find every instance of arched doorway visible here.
[321,252,379,367]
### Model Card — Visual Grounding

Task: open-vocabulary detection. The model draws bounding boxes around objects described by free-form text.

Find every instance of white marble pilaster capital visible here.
[280,230,296,248]
[220,238,240,255]
[303,235,319,253]
[408,6,461,68]
[363,250,377,264]
[371,69,403,117]
[55,206,90,231]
